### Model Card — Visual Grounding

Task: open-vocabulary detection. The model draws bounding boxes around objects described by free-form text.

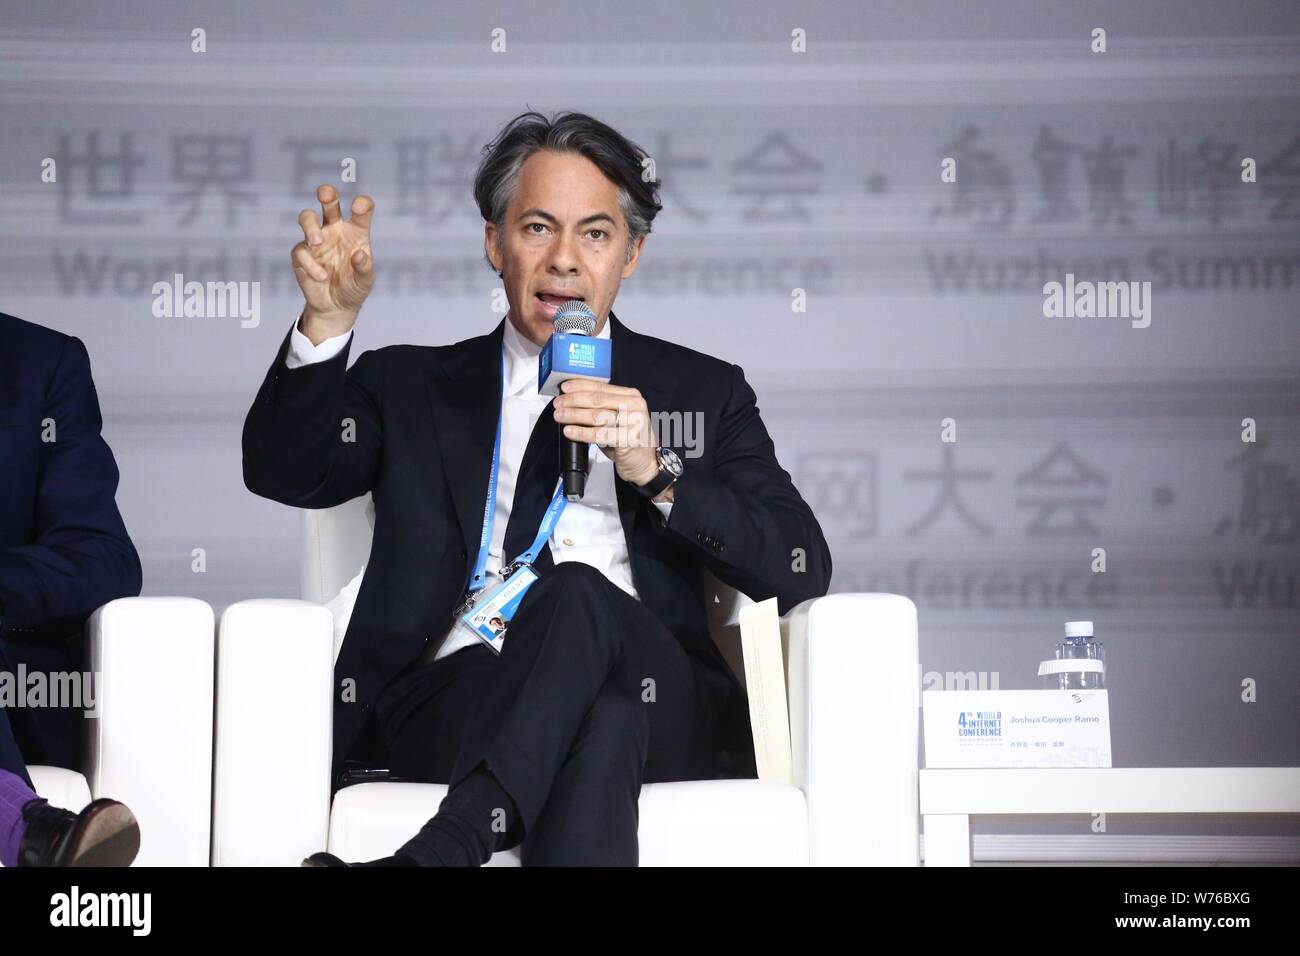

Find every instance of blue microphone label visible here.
[566,339,598,370]
[538,332,612,395]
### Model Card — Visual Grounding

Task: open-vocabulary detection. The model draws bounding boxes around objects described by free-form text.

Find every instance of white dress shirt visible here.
[285,314,672,662]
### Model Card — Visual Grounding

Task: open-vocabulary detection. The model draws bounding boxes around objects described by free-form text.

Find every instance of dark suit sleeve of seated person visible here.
[241,320,384,509]
[0,332,143,635]
[650,362,833,617]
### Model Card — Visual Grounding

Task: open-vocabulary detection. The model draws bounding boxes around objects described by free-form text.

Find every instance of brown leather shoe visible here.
[17,798,141,867]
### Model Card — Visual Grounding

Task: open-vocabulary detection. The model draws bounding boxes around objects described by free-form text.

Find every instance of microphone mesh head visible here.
[554,300,597,335]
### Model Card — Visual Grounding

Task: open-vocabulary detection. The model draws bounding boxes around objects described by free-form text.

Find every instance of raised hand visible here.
[291,184,375,343]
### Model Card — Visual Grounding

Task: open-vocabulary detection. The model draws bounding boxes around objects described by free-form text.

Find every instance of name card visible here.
[923,689,1112,768]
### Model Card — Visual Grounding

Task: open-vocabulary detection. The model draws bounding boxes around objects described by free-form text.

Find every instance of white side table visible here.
[919,767,1300,866]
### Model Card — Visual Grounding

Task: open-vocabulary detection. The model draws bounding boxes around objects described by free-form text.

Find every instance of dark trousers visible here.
[371,561,726,866]
[0,635,83,789]
[0,707,33,788]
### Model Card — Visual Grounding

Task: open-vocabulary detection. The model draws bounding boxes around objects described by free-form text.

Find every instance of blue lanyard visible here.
[465,349,568,596]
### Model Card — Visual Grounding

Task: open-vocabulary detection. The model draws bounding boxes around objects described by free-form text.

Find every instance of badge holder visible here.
[457,564,540,654]
[453,352,569,655]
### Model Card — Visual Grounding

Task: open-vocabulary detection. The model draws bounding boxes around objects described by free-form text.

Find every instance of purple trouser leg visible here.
[0,768,41,868]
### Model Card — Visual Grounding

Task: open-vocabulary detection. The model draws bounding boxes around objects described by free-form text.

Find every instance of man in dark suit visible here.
[242,111,832,866]
[0,311,144,866]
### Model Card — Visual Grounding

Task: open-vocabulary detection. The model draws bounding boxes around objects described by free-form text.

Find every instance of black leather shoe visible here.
[302,851,421,867]
[18,797,141,867]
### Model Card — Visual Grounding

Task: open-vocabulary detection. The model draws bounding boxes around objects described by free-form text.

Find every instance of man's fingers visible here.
[292,242,329,282]
[318,184,342,226]
[351,246,373,278]
[556,389,646,413]
[560,380,640,397]
[557,405,638,426]
[563,395,644,413]
[298,209,324,245]
[561,423,643,447]
[557,406,651,439]
[349,195,375,233]
[557,385,643,403]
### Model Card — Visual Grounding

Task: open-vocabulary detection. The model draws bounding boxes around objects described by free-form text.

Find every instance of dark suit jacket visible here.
[242,311,832,787]
[0,311,143,766]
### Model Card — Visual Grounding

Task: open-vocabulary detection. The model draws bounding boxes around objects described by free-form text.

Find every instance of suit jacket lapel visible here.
[426,318,505,568]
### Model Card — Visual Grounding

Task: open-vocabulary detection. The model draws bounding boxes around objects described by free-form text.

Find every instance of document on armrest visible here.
[325,565,365,665]
[738,597,793,786]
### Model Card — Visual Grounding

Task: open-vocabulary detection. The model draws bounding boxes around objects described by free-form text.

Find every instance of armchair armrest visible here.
[85,596,215,866]
[212,599,333,866]
[785,593,920,866]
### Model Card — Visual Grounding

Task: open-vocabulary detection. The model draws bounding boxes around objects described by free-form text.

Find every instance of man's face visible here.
[486,149,644,347]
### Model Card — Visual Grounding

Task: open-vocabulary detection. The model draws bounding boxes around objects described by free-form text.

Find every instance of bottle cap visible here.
[1064,620,1094,638]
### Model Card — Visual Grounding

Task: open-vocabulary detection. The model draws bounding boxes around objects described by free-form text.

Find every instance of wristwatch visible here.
[634,444,684,499]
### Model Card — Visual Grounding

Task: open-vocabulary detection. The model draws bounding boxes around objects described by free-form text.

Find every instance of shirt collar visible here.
[502,312,612,397]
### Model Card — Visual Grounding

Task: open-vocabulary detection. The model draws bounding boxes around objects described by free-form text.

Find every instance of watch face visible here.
[660,447,684,476]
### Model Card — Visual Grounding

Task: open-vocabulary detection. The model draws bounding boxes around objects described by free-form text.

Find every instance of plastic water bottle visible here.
[1050,620,1106,690]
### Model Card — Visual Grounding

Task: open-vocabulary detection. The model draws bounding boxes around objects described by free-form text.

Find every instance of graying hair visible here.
[474,110,663,272]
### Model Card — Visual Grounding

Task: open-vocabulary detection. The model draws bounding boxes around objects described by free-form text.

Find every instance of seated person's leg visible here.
[0,641,140,868]
[0,635,81,771]
[0,702,40,866]
[0,668,34,788]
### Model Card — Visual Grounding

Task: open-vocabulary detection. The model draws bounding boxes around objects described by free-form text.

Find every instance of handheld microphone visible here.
[538,301,611,501]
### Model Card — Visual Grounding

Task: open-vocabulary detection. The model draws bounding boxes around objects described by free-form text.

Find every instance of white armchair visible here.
[213,495,920,866]
[10,597,215,867]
